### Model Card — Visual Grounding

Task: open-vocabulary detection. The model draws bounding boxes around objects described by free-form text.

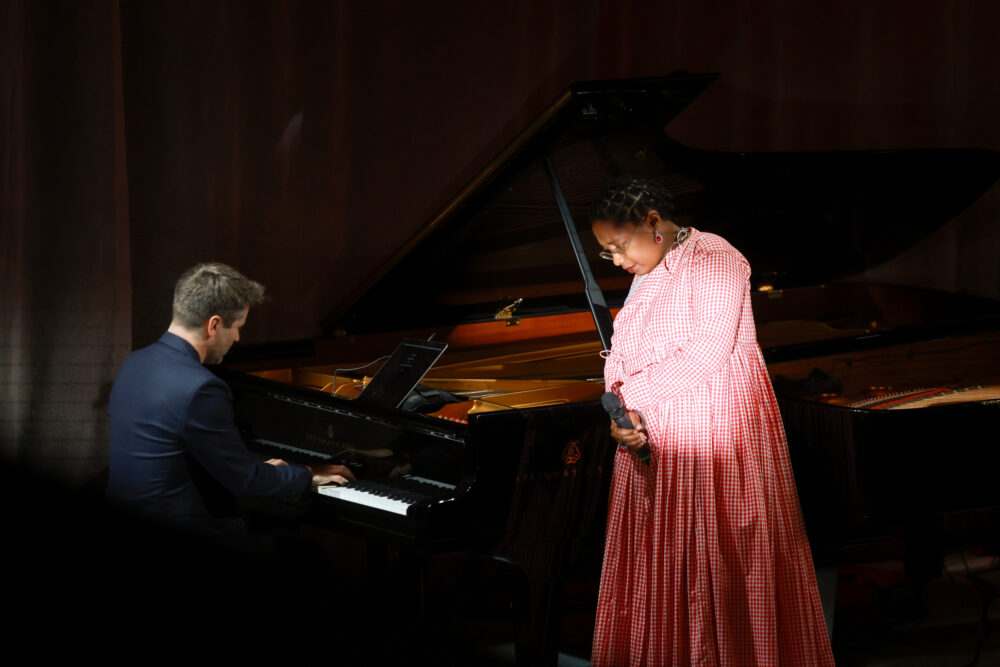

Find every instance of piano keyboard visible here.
[316,475,456,516]
[250,438,332,463]
[246,438,458,515]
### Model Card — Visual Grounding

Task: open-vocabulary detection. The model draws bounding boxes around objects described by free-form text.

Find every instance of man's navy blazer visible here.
[107,332,310,535]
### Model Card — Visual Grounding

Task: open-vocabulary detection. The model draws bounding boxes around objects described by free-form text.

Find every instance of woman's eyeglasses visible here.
[598,224,643,261]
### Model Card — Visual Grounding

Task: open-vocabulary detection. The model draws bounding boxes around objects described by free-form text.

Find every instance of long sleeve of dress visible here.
[618,247,749,411]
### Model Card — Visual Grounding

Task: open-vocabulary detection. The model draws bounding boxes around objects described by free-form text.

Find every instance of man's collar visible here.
[159,331,201,362]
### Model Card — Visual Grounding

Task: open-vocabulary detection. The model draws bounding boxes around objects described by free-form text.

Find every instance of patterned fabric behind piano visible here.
[593,228,835,666]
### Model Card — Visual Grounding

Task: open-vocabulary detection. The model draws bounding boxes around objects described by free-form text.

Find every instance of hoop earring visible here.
[653,230,663,244]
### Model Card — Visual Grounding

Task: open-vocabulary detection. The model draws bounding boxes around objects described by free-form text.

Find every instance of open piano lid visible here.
[324,72,1000,337]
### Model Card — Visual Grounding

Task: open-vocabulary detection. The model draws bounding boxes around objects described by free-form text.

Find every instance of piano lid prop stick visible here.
[542,156,615,351]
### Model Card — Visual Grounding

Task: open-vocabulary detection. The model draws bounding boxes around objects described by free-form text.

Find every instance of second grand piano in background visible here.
[219,73,1000,663]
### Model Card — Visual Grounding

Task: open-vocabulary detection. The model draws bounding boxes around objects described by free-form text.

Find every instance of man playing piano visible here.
[106,262,353,544]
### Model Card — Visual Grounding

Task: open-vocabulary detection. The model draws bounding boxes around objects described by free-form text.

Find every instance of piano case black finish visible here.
[221,72,1000,663]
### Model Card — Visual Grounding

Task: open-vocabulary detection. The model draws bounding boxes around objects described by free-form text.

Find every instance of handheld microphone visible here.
[601,392,651,465]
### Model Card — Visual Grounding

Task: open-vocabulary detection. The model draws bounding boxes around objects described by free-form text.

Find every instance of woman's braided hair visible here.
[589,176,675,226]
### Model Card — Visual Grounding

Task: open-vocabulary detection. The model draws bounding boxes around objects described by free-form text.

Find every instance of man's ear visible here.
[205,315,224,338]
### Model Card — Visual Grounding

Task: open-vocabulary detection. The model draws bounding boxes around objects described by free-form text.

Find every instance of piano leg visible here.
[479,555,562,667]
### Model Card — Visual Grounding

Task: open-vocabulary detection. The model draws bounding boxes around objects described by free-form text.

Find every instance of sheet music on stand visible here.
[354,338,448,409]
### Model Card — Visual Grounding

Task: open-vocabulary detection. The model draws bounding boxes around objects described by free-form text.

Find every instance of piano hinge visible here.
[494,298,523,326]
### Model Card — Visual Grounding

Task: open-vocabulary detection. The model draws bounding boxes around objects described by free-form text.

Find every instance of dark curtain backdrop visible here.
[2,0,130,483]
[3,0,999,488]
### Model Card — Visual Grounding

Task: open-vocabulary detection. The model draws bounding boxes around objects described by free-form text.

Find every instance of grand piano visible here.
[219,72,1000,663]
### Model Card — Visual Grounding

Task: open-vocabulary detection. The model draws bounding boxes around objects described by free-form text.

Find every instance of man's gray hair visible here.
[172,262,265,328]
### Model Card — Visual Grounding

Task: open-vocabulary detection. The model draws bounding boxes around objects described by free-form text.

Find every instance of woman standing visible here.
[590,177,834,666]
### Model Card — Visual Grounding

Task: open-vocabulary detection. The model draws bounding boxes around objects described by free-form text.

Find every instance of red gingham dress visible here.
[592,229,835,666]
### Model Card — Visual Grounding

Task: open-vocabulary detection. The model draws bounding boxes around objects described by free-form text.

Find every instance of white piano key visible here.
[406,475,455,490]
[315,484,412,515]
